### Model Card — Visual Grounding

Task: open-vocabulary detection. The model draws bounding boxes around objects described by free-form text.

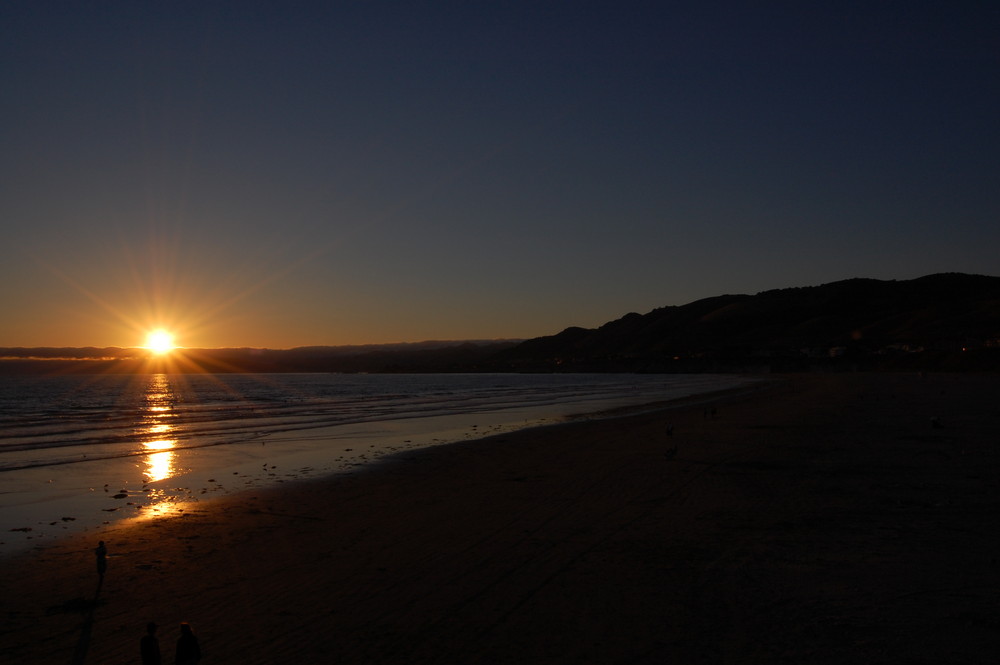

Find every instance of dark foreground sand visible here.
[1,373,998,664]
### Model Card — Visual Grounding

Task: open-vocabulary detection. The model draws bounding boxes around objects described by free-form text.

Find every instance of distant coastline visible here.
[4,273,999,374]
[0,340,519,375]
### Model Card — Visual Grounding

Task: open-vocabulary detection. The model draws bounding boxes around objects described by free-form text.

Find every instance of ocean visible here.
[0,372,755,555]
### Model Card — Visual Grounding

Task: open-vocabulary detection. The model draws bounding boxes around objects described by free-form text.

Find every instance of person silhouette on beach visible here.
[94,541,107,581]
[175,622,201,665]
[665,424,677,459]
[141,622,162,665]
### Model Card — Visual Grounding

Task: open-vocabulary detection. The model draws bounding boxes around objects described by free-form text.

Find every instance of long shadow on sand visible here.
[46,575,103,665]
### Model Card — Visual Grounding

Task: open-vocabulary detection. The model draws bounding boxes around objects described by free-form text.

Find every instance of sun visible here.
[145,329,176,355]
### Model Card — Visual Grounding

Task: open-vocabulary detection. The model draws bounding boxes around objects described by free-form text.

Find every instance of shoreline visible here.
[1,372,997,663]
[0,375,761,557]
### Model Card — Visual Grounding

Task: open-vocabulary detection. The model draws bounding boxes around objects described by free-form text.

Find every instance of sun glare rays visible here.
[32,221,325,350]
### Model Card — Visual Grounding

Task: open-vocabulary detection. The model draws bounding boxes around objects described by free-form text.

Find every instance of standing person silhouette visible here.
[141,622,162,665]
[175,622,201,665]
[94,541,107,581]
[665,424,677,459]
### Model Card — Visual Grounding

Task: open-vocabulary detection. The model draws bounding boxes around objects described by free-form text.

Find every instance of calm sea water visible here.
[0,373,751,472]
[0,372,754,554]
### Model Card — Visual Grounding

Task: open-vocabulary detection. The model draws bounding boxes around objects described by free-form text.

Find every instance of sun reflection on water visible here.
[141,374,178,483]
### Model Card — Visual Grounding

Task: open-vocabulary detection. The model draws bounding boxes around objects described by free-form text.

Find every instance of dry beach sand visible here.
[1,373,998,664]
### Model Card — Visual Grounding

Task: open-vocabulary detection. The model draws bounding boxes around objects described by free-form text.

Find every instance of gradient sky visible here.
[2,1,998,349]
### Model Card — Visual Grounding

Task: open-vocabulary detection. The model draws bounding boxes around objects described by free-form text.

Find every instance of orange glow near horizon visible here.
[145,329,176,355]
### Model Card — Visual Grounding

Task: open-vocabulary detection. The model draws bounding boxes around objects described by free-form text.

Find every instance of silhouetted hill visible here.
[4,274,998,374]
[493,273,1000,372]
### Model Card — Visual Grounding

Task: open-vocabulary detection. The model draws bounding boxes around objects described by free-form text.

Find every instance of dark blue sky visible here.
[2,2,998,347]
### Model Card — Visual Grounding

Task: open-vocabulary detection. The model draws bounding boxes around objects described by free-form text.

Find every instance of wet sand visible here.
[1,373,997,664]
[0,374,758,557]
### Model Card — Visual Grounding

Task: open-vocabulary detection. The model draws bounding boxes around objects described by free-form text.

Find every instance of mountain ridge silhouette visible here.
[3,273,998,373]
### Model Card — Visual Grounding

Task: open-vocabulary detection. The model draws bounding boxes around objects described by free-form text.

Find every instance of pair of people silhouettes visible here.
[94,541,201,663]
[141,621,201,664]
